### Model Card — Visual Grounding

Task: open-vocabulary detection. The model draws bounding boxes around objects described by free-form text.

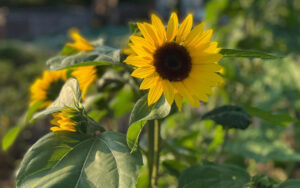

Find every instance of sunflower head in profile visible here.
[50,108,80,132]
[30,70,67,108]
[124,12,223,110]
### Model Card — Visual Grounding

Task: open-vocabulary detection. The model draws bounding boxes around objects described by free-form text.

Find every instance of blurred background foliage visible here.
[1,0,300,187]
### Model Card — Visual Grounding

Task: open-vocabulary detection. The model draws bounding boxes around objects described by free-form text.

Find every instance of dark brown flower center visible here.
[46,79,65,101]
[153,42,191,81]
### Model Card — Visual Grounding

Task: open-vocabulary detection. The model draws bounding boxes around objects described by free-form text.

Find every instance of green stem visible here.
[147,121,154,187]
[152,120,160,186]
[218,128,229,162]
[147,120,160,188]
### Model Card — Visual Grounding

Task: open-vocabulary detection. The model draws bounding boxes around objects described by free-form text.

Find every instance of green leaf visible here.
[244,106,297,126]
[60,45,79,56]
[129,95,171,125]
[220,49,281,59]
[278,179,300,188]
[32,78,81,121]
[17,131,143,188]
[127,120,146,153]
[109,85,134,118]
[1,113,27,151]
[202,105,251,130]
[47,45,120,70]
[25,100,44,122]
[126,95,171,152]
[178,163,250,188]
[2,124,22,151]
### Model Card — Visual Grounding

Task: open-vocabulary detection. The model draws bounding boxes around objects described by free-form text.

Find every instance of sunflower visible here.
[30,70,67,108]
[50,108,77,132]
[124,12,223,110]
[66,28,94,51]
[30,68,96,107]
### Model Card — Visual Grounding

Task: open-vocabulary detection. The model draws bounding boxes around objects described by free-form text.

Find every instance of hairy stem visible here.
[218,128,229,162]
[147,120,160,188]
[147,121,154,187]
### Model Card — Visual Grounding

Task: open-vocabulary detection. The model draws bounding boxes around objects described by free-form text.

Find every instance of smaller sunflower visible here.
[50,108,78,132]
[30,68,97,108]
[66,28,94,51]
[30,70,67,108]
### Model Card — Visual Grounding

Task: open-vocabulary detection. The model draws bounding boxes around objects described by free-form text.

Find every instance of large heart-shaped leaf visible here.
[178,163,250,188]
[17,131,143,188]
[32,78,81,121]
[126,95,171,152]
[47,45,120,70]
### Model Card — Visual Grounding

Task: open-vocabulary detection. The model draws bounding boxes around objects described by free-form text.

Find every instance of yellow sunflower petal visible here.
[130,36,155,52]
[184,77,213,96]
[131,66,156,78]
[144,23,161,47]
[162,80,175,105]
[192,29,213,49]
[140,74,157,90]
[172,81,196,106]
[67,28,94,51]
[191,95,201,107]
[122,47,135,55]
[176,14,193,43]
[192,53,223,64]
[184,21,205,47]
[129,43,152,58]
[137,23,158,47]
[51,126,76,132]
[148,79,163,105]
[50,127,63,132]
[166,12,178,42]
[190,72,223,86]
[174,94,183,111]
[203,42,221,53]
[124,55,153,67]
[192,63,223,72]
[50,108,78,132]
[183,79,209,103]
[71,66,97,100]
[151,14,166,43]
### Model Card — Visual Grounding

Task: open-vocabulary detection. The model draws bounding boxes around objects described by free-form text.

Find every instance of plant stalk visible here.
[218,128,229,162]
[147,120,160,188]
